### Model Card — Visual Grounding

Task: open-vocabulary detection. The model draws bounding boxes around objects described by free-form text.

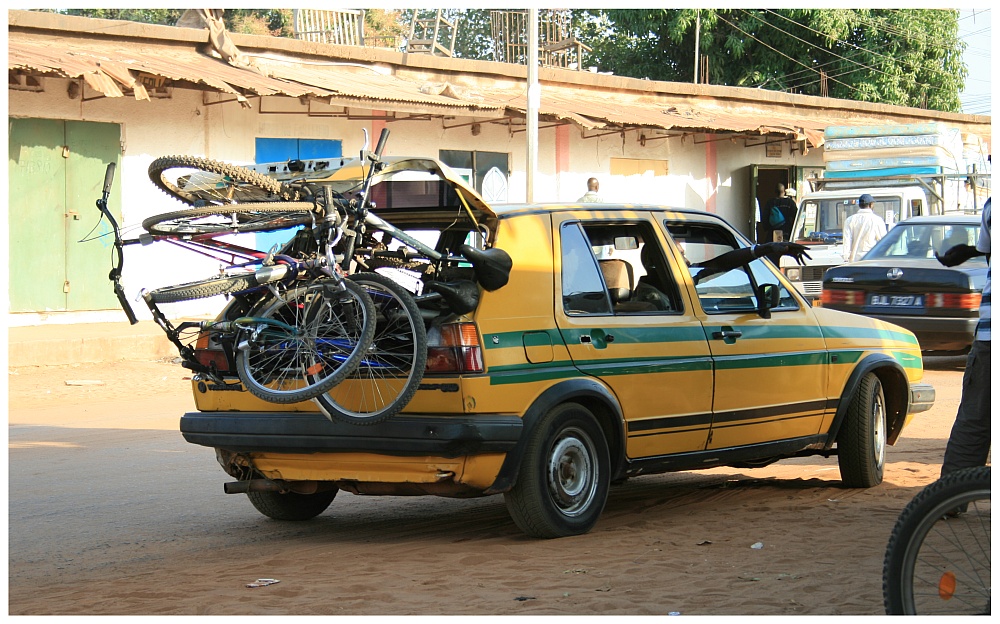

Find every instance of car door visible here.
[662,216,831,450]
[553,210,714,458]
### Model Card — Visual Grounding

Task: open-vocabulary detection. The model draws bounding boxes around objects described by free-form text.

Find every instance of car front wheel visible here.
[504,403,610,538]
[838,372,886,487]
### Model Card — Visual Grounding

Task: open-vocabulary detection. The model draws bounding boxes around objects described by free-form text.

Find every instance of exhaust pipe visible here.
[224,479,283,494]
[224,479,338,494]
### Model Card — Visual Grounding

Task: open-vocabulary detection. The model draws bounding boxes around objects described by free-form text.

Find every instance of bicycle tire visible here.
[882,465,991,615]
[148,155,295,206]
[143,202,317,236]
[234,279,376,404]
[314,272,428,425]
[145,274,258,304]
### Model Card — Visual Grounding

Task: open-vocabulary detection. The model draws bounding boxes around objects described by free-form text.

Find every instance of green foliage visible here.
[60,8,184,25]
[580,9,966,112]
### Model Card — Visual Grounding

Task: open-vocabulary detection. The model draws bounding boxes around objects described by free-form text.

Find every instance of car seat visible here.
[598,258,655,312]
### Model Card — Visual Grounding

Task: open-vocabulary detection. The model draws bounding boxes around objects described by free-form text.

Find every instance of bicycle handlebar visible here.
[102,162,116,196]
[373,128,389,160]
[96,161,139,326]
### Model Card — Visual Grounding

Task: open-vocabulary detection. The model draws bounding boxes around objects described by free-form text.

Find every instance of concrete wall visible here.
[8,79,824,325]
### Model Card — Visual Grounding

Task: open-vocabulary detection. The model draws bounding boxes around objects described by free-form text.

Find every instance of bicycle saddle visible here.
[425,280,480,315]
[459,244,512,292]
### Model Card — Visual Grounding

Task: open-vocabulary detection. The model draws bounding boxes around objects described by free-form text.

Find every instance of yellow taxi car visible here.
[180,162,934,539]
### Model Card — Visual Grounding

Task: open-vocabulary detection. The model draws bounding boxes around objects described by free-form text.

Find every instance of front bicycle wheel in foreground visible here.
[235,279,376,404]
[882,465,990,615]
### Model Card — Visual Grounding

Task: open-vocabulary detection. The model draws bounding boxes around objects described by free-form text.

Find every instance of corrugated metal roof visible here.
[7,21,986,150]
[8,32,505,113]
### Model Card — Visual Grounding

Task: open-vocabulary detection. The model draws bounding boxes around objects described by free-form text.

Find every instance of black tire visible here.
[837,372,886,487]
[315,273,427,425]
[148,155,294,206]
[882,466,991,615]
[144,274,257,304]
[142,202,316,237]
[246,489,337,521]
[504,403,610,538]
[235,279,377,404]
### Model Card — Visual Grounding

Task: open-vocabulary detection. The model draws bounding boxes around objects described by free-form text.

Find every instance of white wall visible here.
[8,79,823,325]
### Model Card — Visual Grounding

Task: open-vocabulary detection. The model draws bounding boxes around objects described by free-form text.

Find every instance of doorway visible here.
[8,118,122,313]
[749,165,797,244]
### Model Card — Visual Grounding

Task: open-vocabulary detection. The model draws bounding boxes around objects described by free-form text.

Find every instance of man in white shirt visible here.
[842,193,887,262]
[578,177,602,203]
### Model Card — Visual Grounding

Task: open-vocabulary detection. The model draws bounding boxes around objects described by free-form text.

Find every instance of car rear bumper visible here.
[180,411,523,457]
[863,313,977,352]
[908,382,935,414]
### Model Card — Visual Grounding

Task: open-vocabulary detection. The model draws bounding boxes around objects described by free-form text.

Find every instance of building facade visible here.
[7,10,991,325]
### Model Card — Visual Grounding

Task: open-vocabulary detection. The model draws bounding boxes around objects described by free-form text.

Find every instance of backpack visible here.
[769,204,786,228]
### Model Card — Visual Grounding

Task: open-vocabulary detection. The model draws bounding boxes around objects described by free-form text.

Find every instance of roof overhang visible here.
[7,10,991,151]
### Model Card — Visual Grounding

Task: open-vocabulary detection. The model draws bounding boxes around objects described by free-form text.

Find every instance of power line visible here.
[757,8,961,94]
[711,12,864,98]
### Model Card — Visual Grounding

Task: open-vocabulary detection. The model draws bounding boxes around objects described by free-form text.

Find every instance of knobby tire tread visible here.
[148,155,291,206]
[145,274,258,304]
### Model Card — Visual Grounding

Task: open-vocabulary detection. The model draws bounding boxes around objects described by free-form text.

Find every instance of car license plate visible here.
[869,294,923,308]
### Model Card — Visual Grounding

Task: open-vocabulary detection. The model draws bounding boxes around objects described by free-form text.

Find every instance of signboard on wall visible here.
[765,142,783,158]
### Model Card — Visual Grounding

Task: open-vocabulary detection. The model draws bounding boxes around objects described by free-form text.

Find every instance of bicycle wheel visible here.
[314,272,427,425]
[144,274,258,304]
[234,279,376,404]
[143,202,317,236]
[148,155,295,206]
[883,465,991,615]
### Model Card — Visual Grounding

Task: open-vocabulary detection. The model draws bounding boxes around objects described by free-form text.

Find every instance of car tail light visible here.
[820,289,864,306]
[926,292,981,310]
[425,322,484,374]
[194,332,230,373]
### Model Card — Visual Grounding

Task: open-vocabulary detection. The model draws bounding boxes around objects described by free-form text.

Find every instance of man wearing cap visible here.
[842,193,887,262]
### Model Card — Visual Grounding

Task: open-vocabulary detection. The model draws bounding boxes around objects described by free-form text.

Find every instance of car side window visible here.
[561,222,612,315]
[665,221,798,314]
[580,221,683,314]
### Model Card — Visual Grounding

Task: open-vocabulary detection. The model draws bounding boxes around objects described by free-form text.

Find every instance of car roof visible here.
[895,214,983,225]
[490,202,720,221]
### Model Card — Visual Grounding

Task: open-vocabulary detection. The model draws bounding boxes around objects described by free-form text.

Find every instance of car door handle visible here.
[712,330,743,340]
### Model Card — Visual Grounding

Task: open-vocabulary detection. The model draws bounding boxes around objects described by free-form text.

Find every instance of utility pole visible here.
[693,9,700,84]
[526,8,539,203]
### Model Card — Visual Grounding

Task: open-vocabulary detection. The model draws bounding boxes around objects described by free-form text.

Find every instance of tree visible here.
[579,9,966,112]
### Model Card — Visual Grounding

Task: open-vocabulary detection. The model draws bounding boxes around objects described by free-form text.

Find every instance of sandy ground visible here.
[5,356,979,616]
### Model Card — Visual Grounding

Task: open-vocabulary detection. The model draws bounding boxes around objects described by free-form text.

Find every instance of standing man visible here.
[579,177,602,203]
[842,193,887,262]
[936,197,990,476]
[579,177,612,257]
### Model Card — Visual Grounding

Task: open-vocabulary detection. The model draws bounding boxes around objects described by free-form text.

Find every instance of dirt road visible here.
[6,356,973,615]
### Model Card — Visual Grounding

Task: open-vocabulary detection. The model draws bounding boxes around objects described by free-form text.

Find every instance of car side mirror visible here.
[756,283,781,319]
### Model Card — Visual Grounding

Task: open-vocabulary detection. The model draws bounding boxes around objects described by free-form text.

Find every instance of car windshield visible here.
[864,222,985,263]
[795,196,901,243]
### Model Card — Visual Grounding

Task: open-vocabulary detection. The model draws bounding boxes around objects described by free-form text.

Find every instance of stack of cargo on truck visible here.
[779,123,991,301]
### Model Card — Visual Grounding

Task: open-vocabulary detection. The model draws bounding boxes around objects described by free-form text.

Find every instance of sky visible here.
[957,8,991,116]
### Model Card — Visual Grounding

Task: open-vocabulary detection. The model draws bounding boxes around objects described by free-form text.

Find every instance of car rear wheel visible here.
[838,372,886,487]
[504,403,610,538]
[246,489,337,521]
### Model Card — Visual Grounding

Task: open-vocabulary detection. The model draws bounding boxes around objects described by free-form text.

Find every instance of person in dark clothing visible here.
[761,183,798,243]
[935,197,990,478]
